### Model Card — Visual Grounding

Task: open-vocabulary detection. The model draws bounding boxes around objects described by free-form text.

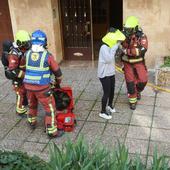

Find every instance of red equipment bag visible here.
[53,86,76,132]
[56,111,76,132]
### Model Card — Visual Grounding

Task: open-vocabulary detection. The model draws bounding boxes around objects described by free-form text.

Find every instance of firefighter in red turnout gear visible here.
[6,30,30,116]
[24,30,63,138]
[121,16,148,110]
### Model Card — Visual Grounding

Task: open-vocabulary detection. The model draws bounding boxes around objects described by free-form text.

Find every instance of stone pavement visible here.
[0,60,170,166]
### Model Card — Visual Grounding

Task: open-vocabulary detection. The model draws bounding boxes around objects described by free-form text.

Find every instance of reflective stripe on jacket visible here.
[24,50,51,85]
[122,32,148,63]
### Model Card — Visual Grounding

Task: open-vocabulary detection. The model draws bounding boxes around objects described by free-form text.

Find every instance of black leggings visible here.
[100,75,115,113]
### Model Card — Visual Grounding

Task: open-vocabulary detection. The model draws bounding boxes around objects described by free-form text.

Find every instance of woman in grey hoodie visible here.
[97,28,125,120]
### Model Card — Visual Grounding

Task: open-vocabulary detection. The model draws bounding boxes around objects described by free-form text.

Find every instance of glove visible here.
[121,48,127,55]
[5,69,17,80]
[116,48,123,57]
[15,69,24,78]
[50,79,61,89]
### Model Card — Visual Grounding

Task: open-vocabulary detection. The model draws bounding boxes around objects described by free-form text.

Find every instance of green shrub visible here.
[151,148,169,170]
[161,56,170,67]
[0,150,52,170]
[49,136,170,170]
[49,137,145,170]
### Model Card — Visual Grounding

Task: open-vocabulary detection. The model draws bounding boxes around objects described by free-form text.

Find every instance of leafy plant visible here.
[161,56,170,67]
[49,136,146,170]
[151,147,169,170]
[0,150,52,170]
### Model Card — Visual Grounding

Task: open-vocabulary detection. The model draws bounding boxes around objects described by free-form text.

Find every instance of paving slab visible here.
[26,128,50,144]
[96,95,117,104]
[0,112,20,126]
[20,141,46,153]
[92,101,102,111]
[151,128,170,143]
[78,122,105,146]
[16,117,44,128]
[119,82,127,95]
[130,114,152,127]
[74,109,90,121]
[79,91,99,101]
[154,106,170,117]
[104,124,128,138]
[100,136,125,148]
[108,112,132,125]
[0,139,23,151]
[125,138,149,155]
[87,110,107,123]
[0,103,15,114]
[157,91,170,98]
[114,103,132,114]
[73,90,83,100]
[0,79,8,87]
[156,96,170,107]
[116,94,129,104]
[152,115,170,129]
[142,86,156,97]
[75,99,95,111]
[149,141,170,156]
[6,125,32,141]
[0,113,21,139]
[137,96,155,106]
[0,81,11,97]
[126,126,151,140]
[133,105,153,117]
[0,93,16,104]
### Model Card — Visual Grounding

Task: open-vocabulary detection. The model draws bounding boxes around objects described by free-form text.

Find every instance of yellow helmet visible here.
[102,29,125,48]
[124,16,139,28]
[15,30,31,48]
[15,30,30,43]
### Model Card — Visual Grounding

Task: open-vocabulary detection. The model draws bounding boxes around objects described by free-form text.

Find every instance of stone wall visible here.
[8,0,63,62]
[8,0,170,67]
[123,0,170,68]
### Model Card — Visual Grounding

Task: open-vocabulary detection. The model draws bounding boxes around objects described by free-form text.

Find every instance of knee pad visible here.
[137,82,147,92]
[127,82,135,94]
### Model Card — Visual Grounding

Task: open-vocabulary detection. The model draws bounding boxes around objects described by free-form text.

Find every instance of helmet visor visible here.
[123,27,134,36]
[16,40,31,49]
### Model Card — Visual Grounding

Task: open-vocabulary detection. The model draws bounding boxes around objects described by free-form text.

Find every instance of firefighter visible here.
[121,16,148,110]
[6,30,30,116]
[24,30,63,138]
[97,28,125,119]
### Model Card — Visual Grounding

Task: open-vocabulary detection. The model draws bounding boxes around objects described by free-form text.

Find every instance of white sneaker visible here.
[106,106,116,114]
[99,112,112,120]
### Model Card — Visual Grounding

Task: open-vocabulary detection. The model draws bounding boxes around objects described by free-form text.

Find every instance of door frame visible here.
[58,0,65,60]
[89,0,94,60]
[58,0,94,60]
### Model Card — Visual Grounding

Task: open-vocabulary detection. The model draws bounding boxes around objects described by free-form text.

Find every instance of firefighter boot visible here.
[47,125,64,138]
[48,129,64,138]
[16,108,27,118]
[137,92,141,100]
[130,102,137,110]
[27,117,37,129]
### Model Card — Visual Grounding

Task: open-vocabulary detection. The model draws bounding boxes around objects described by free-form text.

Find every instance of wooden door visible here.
[0,0,13,54]
[60,0,93,60]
